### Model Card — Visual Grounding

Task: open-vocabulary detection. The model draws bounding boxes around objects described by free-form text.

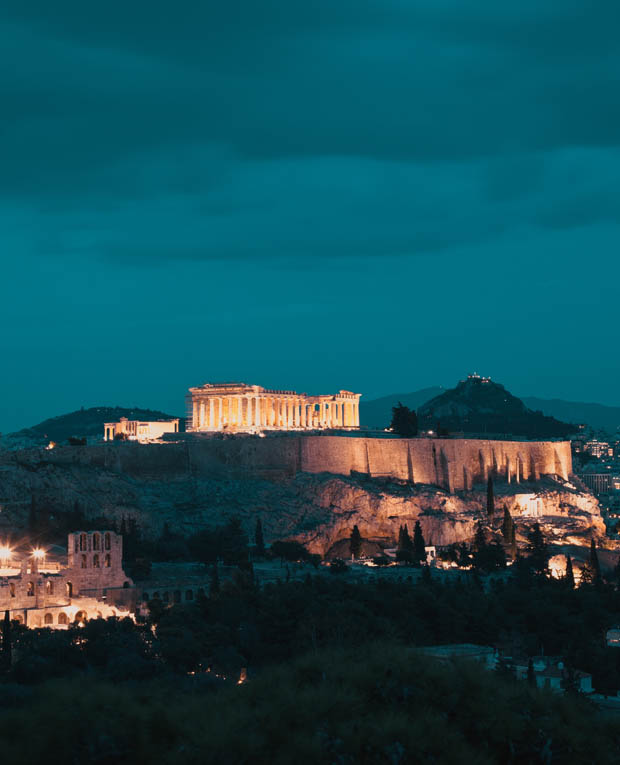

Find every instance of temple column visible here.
[192,401,198,429]
[343,403,350,427]
[354,402,360,427]
[301,401,306,428]
[254,397,261,428]
[216,398,222,430]
[209,399,215,430]
[199,401,205,428]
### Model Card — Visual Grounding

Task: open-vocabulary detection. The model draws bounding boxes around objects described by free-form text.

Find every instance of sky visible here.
[1,0,620,432]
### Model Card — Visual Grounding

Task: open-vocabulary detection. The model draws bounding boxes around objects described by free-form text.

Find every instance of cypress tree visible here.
[501,507,513,541]
[565,555,575,589]
[526,522,549,577]
[413,521,426,564]
[487,476,495,519]
[2,610,11,670]
[350,525,362,560]
[510,524,517,560]
[255,518,265,557]
[589,538,601,583]
[474,522,486,553]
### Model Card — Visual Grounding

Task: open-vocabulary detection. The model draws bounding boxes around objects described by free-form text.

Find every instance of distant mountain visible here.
[360,387,443,428]
[522,398,620,435]
[417,377,576,438]
[3,406,182,447]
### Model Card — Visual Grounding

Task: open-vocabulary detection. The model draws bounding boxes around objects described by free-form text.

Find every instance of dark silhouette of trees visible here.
[350,525,362,560]
[589,539,601,584]
[390,403,418,437]
[2,610,11,670]
[255,518,265,557]
[413,521,426,565]
[565,555,575,589]
[209,562,220,596]
[526,523,549,577]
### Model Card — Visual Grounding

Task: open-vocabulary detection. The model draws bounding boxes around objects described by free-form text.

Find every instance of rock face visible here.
[0,444,604,555]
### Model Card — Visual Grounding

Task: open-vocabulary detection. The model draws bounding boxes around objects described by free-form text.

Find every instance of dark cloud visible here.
[0,2,619,430]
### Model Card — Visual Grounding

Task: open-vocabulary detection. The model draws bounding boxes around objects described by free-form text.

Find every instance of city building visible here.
[103,417,179,442]
[584,440,613,459]
[186,382,361,433]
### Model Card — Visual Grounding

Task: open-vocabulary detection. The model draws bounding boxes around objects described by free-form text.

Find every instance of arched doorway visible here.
[74,610,88,624]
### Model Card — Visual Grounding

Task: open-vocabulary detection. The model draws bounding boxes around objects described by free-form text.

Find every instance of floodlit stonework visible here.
[186,382,361,433]
[104,417,179,442]
[0,531,133,628]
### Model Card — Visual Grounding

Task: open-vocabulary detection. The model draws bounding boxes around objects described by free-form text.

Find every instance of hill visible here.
[522,397,620,435]
[3,406,182,447]
[360,387,443,428]
[417,375,577,438]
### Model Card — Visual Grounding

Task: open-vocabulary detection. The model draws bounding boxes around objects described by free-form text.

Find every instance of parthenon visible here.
[186,383,361,432]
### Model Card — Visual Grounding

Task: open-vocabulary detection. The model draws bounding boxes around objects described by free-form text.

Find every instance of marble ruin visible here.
[186,382,361,433]
[104,417,179,442]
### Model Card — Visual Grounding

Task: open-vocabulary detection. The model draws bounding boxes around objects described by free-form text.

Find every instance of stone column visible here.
[192,401,198,429]
[216,398,222,430]
[301,401,306,428]
[254,397,261,428]
[209,398,215,430]
[199,401,205,428]
[354,401,360,427]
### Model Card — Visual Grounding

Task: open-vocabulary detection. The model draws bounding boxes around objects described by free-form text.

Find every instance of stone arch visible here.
[104,554,111,568]
[93,533,101,551]
[66,582,73,598]
[44,613,53,625]
[27,581,34,596]
[74,610,88,624]
[81,554,87,569]
[46,580,53,594]
[58,612,68,625]
[104,533,111,550]
[93,554,100,568]
[14,614,23,624]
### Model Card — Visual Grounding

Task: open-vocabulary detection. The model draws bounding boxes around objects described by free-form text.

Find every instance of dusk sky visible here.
[2,1,619,433]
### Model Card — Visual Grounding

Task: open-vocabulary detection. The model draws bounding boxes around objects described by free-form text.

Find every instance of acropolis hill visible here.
[0,433,603,556]
[0,378,604,555]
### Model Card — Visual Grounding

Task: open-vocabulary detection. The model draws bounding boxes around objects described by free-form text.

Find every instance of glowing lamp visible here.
[0,546,12,561]
[32,548,45,560]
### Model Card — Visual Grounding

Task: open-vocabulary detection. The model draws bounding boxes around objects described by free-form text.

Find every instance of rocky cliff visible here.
[0,445,604,555]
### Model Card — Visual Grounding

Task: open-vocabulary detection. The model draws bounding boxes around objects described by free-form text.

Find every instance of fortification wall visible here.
[300,437,572,490]
[9,435,572,491]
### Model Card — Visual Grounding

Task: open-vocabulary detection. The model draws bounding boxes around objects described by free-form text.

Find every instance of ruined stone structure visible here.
[103,417,179,442]
[0,531,133,628]
[186,382,361,433]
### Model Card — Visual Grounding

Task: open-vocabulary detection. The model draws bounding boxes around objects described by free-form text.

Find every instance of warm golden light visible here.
[32,548,45,560]
[0,546,12,561]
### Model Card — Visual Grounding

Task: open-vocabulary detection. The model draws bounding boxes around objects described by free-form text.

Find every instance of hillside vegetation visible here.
[6,406,182,444]
[417,377,576,438]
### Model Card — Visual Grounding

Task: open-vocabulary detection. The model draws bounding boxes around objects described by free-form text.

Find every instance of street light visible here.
[32,548,46,564]
[0,546,11,566]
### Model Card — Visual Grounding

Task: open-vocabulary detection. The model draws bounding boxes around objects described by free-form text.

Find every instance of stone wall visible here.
[5,435,571,491]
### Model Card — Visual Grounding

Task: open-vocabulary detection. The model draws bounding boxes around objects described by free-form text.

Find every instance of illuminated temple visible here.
[186,383,361,433]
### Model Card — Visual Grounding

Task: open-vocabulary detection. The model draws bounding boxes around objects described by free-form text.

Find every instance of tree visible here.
[255,518,265,557]
[501,507,513,542]
[390,403,418,437]
[270,540,312,564]
[589,539,601,584]
[487,476,495,519]
[565,555,575,589]
[526,523,549,577]
[350,525,362,560]
[413,521,426,565]
[396,524,413,563]
[474,522,486,553]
